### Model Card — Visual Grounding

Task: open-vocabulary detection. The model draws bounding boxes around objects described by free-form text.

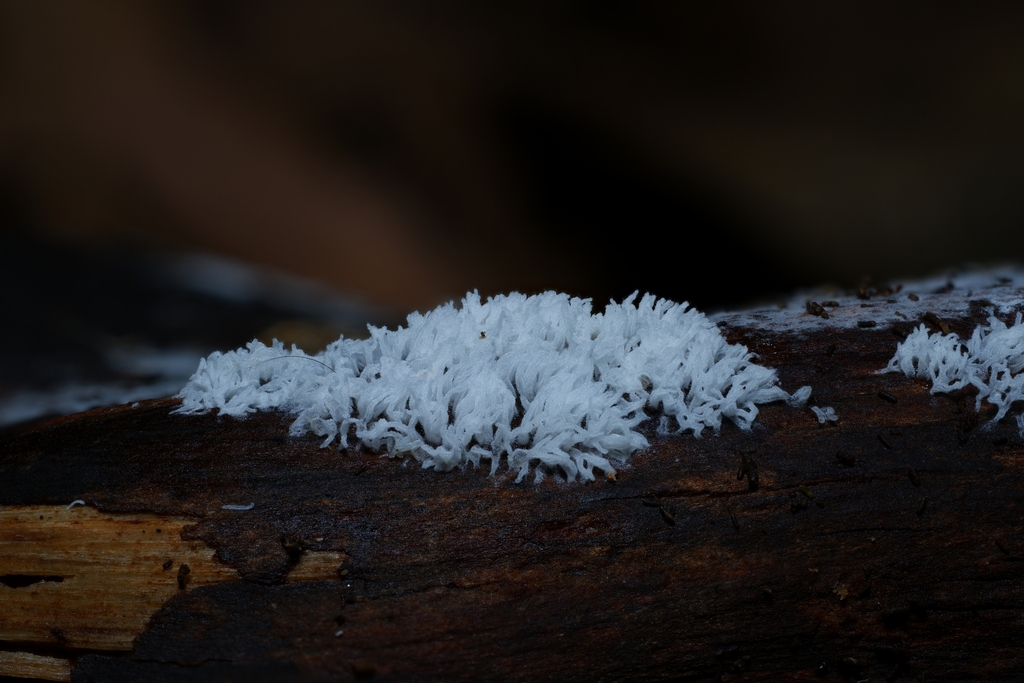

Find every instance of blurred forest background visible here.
[3,1,1024,424]
[6,1,1024,310]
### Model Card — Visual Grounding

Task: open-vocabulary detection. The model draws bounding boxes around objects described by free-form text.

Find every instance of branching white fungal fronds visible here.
[177,292,808,482]
[884,314,1024,427]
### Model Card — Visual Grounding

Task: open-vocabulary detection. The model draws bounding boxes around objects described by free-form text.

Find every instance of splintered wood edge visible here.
[0,651,72,682]
[0,505,346,681]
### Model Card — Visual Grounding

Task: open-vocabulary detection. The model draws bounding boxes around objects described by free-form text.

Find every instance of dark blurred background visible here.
[3,1,1024,424]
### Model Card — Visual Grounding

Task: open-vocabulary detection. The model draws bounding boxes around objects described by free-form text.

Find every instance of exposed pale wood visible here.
[285,551,349,583]
[0,506,238,651]
[0,651,72,682]
[0,500,348,683]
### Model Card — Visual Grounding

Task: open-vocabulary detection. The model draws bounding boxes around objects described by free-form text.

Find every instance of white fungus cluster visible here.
[810,406,838,424]
[176,292,809,482]
[884,314,1024,429]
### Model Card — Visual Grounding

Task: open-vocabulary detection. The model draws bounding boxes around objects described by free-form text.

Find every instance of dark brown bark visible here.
[2,298,1023,682]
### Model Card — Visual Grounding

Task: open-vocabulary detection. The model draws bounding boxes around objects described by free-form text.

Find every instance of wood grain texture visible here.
[0,506,239,652]
[2,291,1023,682]
[0,652,71,682]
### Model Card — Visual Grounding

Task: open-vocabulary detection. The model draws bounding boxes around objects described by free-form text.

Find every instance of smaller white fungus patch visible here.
[883,314,1024,431]
[810,406,837,423]
[176,292,809,482]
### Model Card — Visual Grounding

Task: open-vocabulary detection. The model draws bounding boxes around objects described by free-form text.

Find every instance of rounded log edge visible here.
[2,287,1024,682]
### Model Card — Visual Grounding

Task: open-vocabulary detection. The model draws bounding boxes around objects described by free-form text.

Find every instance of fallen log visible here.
[2,277,1023,682]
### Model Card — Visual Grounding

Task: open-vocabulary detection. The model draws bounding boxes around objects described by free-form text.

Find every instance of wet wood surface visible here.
[2,297,1023,682]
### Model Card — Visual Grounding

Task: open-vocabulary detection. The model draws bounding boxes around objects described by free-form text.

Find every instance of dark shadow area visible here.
[0,575,64,589]
[497,102,798,310]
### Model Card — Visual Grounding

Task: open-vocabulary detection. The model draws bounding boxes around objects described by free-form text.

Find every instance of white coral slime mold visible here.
[884,314,1024,426]
[176,292,809,482]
